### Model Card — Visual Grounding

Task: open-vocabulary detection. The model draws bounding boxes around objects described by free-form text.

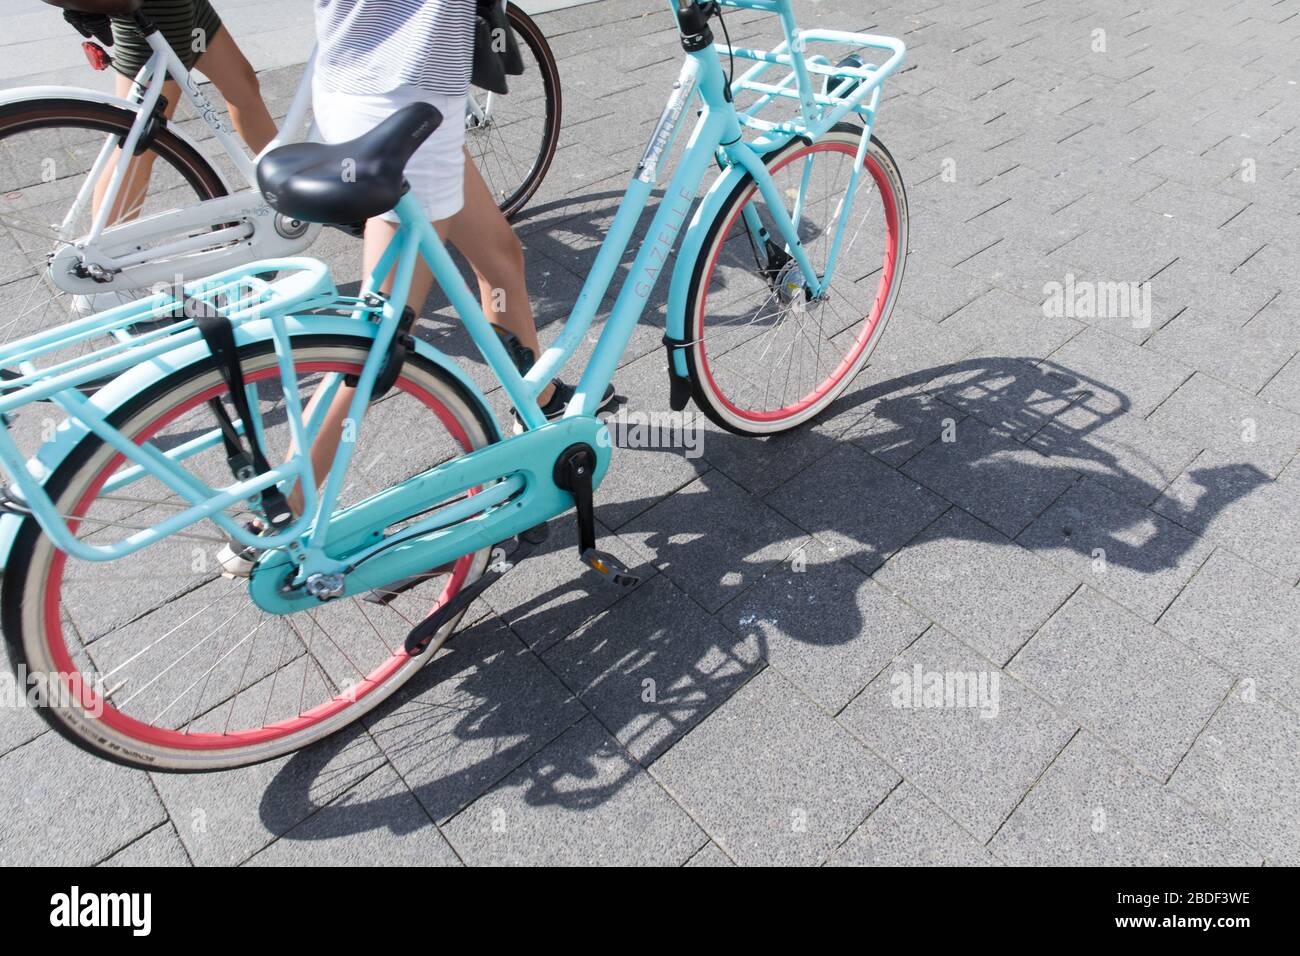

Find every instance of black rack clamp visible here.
[344,305,417,400]
[190,295,293,532]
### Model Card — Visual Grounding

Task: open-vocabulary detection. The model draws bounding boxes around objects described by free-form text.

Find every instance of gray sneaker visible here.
[216,521,265,578]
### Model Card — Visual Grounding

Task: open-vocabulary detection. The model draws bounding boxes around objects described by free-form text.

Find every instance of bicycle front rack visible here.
[716,0,906,141]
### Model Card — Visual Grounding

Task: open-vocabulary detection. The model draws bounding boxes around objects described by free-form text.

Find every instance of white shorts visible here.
[312,83,467,222]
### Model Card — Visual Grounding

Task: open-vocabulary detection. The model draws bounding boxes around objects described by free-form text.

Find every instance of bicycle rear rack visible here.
[0,258,338,565]
[0,258,336,418]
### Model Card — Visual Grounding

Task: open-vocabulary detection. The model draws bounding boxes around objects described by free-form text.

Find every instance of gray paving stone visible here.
[1136,179,1249,229]
[482,517,656,655]
[0,734,166,866]
[621,469,808,613]
[1049,223,1180,284]
[874,507,1077,666]
[1016,478,1214,623]
[901,416,1080,538]
[1009,587,1233,779]
[443,716,705,866]
[905,206,1002,269]
[1231,241,1300,293]
[1026,389,1202,507]
[844,366,965,468]
[243,764,459,867]
[931,356,1081,440]
[990,732,1262,866]
[939,287,1085,363]
[863,308,974,379]
[839,627,1075,841]
[1044,326,1191,418]
[150,724,386,867]
[685,841,735,867]
[1168,688,1300,865]
[100,824,192,867]
[1159,549,1300,710]
[1147,308,1296,394]
[766,443,949,574]
[700,416,846,498]
[1246,292,1300,351]
[954,239,1067,305]
[365,617,586,824]
[721,540,930,713]
[1152,450,1300,582]
[828,784,998,867]
[651,667,899,866]
[544,574,761,764]
[1146,258,1280,333]
[1258,348,1300,413]
[1147,373,1300,478]
[0,642,48,759]
[903,250,992,322]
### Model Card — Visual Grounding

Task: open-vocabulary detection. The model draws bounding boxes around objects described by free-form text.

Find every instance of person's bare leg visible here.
[286,217,448,516]
[193,27,277,154]
[444,152,548,391]
[93,75,183,223]
[289,177,552,515]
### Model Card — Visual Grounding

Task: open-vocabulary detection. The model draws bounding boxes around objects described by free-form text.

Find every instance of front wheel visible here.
[684,127,909,435]
[2,335,496,771]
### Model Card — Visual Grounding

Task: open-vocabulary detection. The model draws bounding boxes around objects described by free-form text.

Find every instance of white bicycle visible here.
[0,1,561,340]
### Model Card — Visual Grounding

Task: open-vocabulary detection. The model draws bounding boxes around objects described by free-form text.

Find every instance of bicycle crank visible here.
[553,443,641,590]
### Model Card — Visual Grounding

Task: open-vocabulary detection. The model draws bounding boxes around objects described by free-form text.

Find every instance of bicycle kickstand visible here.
[402,522,550,655]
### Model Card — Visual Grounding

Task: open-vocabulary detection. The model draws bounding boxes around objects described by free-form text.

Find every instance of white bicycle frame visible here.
[5,6,515,298]
[28,30,324,297]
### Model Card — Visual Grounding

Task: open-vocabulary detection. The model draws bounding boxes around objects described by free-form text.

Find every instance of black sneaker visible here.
[512,379,617,434]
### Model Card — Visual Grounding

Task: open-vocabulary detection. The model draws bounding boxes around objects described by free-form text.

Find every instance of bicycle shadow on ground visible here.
[260,354,1270,852]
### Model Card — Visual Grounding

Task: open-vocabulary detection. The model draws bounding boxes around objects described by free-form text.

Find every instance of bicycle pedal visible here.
[579,548,640,589]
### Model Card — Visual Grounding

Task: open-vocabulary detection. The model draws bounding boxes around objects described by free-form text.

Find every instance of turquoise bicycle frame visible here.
[0,0,905,608]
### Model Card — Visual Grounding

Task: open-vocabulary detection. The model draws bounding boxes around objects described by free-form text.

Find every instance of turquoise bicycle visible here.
[0,0,907,770]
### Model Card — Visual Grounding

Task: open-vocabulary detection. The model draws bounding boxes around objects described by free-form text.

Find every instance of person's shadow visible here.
[259,351,1271,845]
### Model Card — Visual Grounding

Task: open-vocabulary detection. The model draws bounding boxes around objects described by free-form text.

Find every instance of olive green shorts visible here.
[110,0,224,78]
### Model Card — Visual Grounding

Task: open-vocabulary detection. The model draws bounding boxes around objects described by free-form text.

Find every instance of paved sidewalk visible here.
[2,0,1299,866]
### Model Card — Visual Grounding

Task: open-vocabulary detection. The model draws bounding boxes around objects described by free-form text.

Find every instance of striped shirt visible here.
[313,0,476,96]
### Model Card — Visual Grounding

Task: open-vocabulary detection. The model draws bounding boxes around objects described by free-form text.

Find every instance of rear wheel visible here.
[684,127,908,434]
[0,98,226,349]
[466,3,562,219]
[2,336,495,771]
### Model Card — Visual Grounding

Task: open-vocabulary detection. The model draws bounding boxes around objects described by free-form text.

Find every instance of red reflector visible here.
[82,42,112,72]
